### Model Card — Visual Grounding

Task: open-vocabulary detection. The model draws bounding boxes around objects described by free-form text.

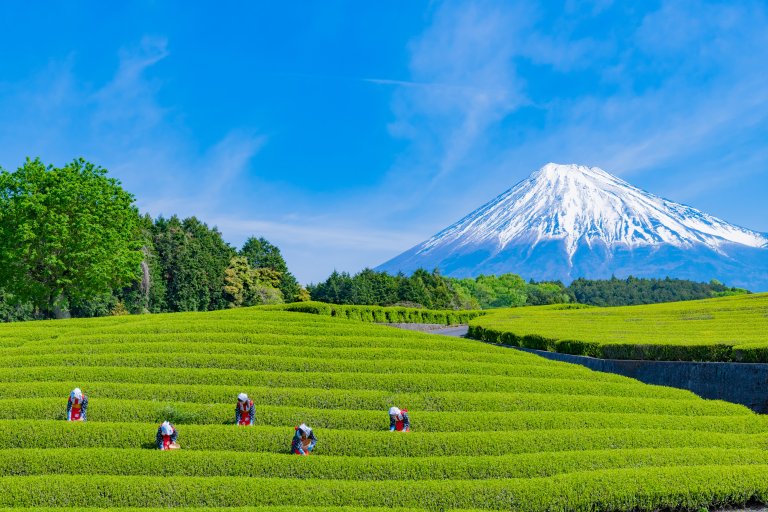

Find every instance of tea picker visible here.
[66,388,88,422]
[235,392,255,426]
[291,423,317,455]
[156,421,180,450]
[389,406,410,432]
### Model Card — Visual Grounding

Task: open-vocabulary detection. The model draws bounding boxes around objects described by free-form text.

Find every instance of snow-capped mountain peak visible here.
[376,163,768,290]
[417,163,768,259]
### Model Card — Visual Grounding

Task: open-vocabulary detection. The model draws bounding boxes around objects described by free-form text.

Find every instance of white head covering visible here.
[298,423,311,436]
[70,388,83,401]
[161,421,173,435]
[237,393,248,402]
[389,406,401,416]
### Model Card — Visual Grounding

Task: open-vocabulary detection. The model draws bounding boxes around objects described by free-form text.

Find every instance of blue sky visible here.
[1,1,766,283]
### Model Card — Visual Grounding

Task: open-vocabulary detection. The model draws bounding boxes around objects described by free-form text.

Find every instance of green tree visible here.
[240,237,302,301]
[0,158,143,318]
[152,216,235,312]
[223,255,283,308]
[0,289,34,322]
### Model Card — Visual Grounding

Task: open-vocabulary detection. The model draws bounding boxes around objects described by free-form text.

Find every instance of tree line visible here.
[0,158,304,321]
[309,270,749,310]
[567,276,748,307]
[308,270,573,309]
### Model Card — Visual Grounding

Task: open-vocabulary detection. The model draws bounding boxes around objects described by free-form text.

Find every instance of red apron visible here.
[70,401,82,421]
[162,434,172,450]
[395,409,409,431]
[237,402,252,425]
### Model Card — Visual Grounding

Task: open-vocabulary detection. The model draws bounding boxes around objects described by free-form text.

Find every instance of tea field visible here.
[469,293,768,362]
[2,307,768,510]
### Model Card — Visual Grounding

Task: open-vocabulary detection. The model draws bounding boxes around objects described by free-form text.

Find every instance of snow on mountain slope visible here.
[377,163,768,290]
[419,163,767,257]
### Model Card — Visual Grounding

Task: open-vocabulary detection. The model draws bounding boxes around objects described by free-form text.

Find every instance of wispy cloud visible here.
[0,35,268,219]
[386,2,532,190]
[91,36,170,132]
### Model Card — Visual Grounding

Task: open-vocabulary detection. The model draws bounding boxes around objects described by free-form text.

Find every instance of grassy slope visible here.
[1,308,768,510]
[468,293,768,361]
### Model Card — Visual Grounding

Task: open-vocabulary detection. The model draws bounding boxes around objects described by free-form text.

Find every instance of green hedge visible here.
[469,324,742,362]
[0,366,699,399]
[1,399,763,432]
[278,301,485,325]
[1,421,764,455]
[0,364,631,393]
[3,466,768,510]
[3,447,768,480]
[466,294,768,362]
[2,340,558,367]
[0,352,605,379]
[0,381,744,416]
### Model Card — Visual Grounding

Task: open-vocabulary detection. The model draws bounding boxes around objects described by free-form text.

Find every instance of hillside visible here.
[377,163,768,290]
[468,293,768,362]
[2,308,768,509]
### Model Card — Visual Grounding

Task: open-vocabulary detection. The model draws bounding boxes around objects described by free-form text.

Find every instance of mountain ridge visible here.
[377,163,768,291]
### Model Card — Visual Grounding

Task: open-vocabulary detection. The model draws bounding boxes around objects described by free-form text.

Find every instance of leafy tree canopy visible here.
[0,158,143,317]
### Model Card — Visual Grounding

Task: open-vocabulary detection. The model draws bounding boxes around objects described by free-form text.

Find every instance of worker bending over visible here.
[389,406,410,432]
[291,423,317,455]
[66,388,88,421]
[235,393,255,426]
[156,421,180,450]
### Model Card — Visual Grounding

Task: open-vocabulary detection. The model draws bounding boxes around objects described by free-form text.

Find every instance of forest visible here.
[0,158,303,321]
[309,271,748,310]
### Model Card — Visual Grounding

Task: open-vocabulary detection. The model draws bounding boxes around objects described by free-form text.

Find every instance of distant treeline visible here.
[568,276,748,307]
[308,270,749,310]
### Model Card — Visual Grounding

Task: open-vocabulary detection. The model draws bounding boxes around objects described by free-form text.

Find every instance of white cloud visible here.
[387,1,531,189]
[91,36,170,132]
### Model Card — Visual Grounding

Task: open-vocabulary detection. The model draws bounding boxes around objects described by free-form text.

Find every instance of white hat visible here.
[70,388,83,400]
[298,423,311,436]
[237,393,248,402]
[389,407,401,416]
[161,421,173,435]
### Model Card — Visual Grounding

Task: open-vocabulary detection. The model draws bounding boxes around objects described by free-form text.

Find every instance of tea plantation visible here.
[469,293,768,362]
[2,307,768,510]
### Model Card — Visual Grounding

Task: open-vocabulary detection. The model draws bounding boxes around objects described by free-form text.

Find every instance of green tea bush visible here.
[273,301,485,325]
[3,400,762,432]
[3,466,768,509]
[468,293,768,362]
[4,447,768,480]
[1,420,764,456]
[1,304,767,510]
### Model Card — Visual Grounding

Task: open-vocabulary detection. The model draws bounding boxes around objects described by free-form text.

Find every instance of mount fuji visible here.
[377,163,768,291]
